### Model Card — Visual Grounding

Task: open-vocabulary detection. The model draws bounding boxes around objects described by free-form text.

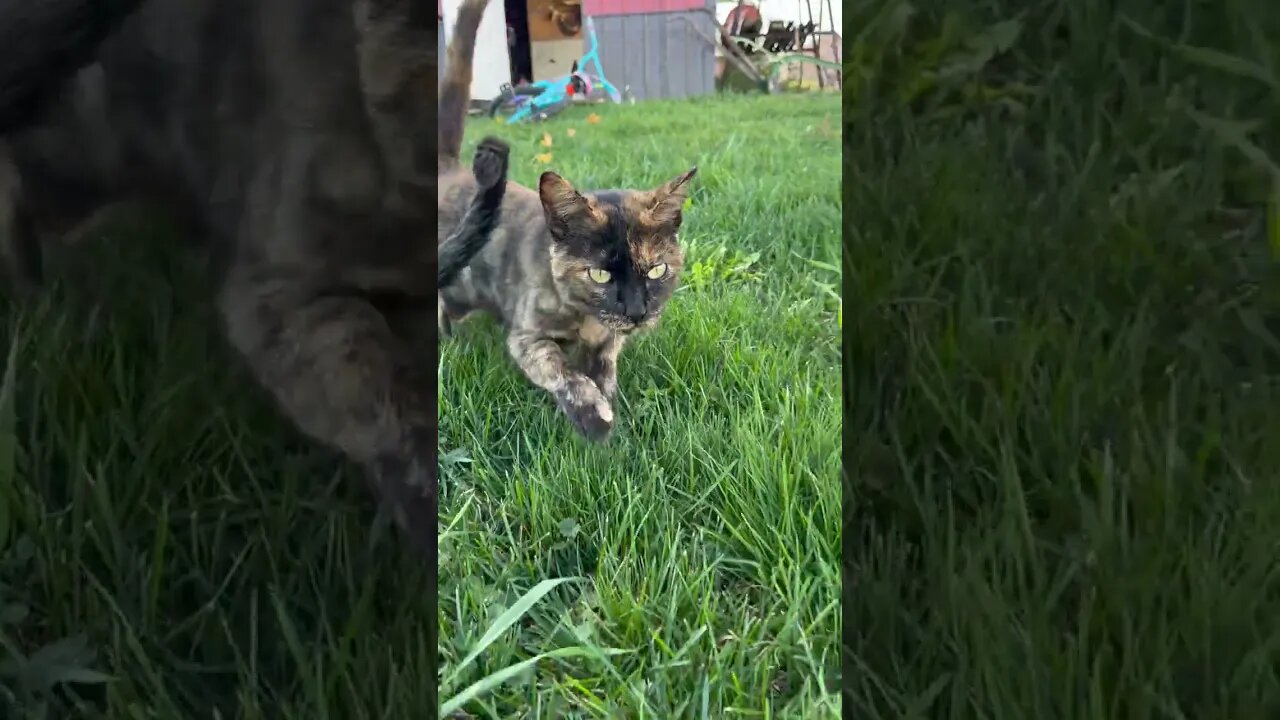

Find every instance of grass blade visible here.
[439,646,628,717]
[442,576,582,688]
[1122,16,1279,89]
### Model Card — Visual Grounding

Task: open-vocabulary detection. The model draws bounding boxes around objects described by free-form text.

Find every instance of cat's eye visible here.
[587,268,612,284]
[646,263,668,280]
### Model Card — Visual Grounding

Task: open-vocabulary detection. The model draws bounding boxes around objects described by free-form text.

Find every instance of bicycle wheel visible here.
[534,99,573,121]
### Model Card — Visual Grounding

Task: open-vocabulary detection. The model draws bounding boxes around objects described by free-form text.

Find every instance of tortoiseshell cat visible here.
[439,0,697,441]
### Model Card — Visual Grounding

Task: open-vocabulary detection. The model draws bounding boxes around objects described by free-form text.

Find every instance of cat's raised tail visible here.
[0,0,147,133]
[439,136,509,287]
[438,0,491,169]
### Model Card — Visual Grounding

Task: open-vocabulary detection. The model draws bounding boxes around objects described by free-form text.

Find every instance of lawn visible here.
[438,96,842,715]
[0,93,842,717]
[840,0,1280,717]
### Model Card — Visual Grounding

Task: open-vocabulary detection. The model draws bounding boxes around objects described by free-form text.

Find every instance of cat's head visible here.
[538,167,697,332]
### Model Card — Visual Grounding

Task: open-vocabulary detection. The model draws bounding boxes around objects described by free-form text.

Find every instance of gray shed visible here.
[584,0,717,100]
[437,0,718,103]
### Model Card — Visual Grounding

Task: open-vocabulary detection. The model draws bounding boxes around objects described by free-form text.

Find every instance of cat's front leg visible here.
[219,265,437,559]
[507,330,613,441]
[583,335,626,400]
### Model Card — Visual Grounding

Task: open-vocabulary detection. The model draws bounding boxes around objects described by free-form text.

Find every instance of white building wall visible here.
[440,0,512,102]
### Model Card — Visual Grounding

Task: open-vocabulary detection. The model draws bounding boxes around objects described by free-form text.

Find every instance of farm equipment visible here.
[487,16,624,123]
[716,0,843,91]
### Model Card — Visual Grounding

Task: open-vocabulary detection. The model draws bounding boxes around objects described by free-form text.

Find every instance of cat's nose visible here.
[623,297,646,323]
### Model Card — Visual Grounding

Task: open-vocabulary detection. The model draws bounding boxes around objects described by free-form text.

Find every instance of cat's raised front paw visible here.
[554,376,614,442]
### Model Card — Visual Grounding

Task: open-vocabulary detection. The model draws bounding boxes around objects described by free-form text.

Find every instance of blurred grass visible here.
[842,0,1280,717]
[0,219,441,717]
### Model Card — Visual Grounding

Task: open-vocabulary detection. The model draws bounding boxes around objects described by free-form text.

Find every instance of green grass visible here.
[841,0,1280,717]
[0,93,842,718]
[439,96,841,715]
[1,234,443,717]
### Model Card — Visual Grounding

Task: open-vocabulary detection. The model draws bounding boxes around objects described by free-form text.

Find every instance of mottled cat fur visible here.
[439,0,697,441]
[2,135,509,295]
[0,0,508,560]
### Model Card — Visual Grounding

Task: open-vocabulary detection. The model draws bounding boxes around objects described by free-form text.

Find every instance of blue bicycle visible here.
[487,17,625,124]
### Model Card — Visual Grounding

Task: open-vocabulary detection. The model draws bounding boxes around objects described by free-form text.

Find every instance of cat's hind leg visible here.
[438,295,454,338]
[438,294,484,339]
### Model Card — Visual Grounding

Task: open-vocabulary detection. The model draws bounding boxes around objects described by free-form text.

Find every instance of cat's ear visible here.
[539,171,604,237]
[641,166,698,229]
